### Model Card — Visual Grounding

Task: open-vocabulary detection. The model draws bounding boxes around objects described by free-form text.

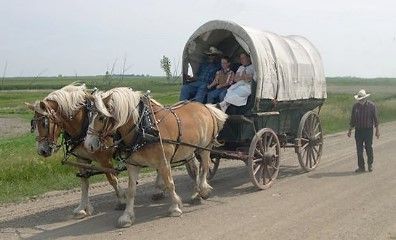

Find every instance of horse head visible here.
[25,100,63,157]
[84,87,141,152]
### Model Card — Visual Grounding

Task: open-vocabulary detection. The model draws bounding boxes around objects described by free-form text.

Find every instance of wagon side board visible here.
[218,98,325,150]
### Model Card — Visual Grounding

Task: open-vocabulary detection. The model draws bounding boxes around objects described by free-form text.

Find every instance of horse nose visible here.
[39,148,50,157]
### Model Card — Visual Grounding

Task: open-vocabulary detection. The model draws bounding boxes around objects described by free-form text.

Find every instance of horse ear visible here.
[102,94,112,104]
[25,102,35,111]
[39,101,47,111]
[85,93,95,101]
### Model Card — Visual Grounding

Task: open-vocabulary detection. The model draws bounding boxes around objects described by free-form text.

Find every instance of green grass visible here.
[0,76,395,203]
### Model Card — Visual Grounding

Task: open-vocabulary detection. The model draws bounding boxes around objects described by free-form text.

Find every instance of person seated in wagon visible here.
[180,46,222,103]
[206,56,235,104]
[218,52,255,112]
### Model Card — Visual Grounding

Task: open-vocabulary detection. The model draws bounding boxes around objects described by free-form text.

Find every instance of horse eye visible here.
[98,116,105,122]
[43,118,48,127]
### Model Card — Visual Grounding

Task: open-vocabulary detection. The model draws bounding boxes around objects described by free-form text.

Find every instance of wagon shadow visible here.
[208,163,305,198]
[1,164,306,239]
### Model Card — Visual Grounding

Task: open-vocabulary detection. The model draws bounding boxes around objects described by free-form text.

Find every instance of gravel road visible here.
[1,122,396,240]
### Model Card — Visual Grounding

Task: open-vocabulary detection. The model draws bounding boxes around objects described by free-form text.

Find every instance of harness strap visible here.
[168,107,182,163]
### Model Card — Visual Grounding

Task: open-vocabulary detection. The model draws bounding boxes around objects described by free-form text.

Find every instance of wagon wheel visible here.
[185,156,220,181]
[248,128,281,190]
[296,111,323,172]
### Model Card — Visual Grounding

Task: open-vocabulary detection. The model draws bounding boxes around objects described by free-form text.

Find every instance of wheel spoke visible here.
[309,148,313,168]
[255,148,263,157]
[312,145,319,155]
[301,142,309,150]
[253,163,262,175]
[261,165,267,185]
[259,139,265,155]
[264,164,272,182]
[310,116,316,135]
[312,147,319,164]
[267,134,273,149]
[305,148,311,167]
[314,121,320,133]
[314,132,322,139]
[262,133,268,151]
[303,129,310,138]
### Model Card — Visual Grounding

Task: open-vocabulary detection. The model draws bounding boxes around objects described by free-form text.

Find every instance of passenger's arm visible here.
[207,75,218,89]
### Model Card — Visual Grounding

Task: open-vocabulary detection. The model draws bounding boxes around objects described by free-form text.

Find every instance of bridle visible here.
[86,111,115,147]
[30,102,67,151]
[86,96,143,150]
[31,113,62,150]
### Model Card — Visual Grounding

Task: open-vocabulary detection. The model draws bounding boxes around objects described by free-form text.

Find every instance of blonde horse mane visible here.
[93,87,142,131]
[39,82,87,117]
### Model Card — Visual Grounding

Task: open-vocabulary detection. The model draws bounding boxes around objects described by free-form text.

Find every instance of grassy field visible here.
[0,76,395,203]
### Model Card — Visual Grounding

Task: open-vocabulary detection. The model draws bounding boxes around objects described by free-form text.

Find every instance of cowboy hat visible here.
[354,89,371,100]
[205,46,222,55]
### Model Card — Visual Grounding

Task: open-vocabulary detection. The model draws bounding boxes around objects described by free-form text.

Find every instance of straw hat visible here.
[354,89,371,100]
[205,46,223,55]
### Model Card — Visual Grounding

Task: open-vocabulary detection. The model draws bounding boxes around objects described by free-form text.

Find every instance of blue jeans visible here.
[180,81,207,103]
[355,128,374,169]
[206,88,227,103]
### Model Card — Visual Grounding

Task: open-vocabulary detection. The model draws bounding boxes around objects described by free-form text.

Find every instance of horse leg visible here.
[104,173,127,210]
[158,164,183,217]
[73,164,94,219]
[117,165,140,228]
[100,161,127,210]
[198,150,213,200]
[186,155,202,203]
[151,170,167,201]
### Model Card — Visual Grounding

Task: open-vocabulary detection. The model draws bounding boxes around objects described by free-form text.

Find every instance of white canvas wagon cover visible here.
[182,20,327,101]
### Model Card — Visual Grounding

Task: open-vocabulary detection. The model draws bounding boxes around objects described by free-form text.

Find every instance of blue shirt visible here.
[196,62,221,84]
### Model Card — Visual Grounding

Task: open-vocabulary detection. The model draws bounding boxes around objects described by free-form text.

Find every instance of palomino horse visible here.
[84,87,227,227]
[25,84,128,219]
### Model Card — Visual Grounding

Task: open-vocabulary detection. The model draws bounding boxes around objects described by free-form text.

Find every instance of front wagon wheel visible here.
[248,128,280,190]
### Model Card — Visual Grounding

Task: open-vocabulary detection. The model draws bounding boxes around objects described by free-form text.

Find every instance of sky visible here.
[1,0,395,78]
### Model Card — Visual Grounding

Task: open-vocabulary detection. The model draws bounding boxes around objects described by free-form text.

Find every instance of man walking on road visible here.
[348,89,380,173]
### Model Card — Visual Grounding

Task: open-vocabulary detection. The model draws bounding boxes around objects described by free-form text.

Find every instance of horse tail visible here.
[204,103,228,134]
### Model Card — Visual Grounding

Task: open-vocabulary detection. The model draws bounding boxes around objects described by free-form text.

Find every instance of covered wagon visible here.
[182,20,327,189]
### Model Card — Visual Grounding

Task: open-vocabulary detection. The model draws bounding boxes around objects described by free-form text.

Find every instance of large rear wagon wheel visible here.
[185,156,220,181]
[248,128,280,190]
[296,111,323,172]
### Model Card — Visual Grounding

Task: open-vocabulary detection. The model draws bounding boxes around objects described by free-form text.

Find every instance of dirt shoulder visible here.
[0,117,29,139]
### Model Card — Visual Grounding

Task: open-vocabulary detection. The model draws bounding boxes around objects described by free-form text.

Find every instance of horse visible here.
[84,87,228,227]
[25,83,130,219]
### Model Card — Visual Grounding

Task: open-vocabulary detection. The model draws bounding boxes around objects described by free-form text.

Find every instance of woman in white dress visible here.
[219,53,255,112]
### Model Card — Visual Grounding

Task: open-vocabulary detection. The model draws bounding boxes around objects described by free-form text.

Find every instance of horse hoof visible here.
[169,208,182,217]
[199,190,211,200]
[117,215,134,228]
[115,203,126,211]
[151,192,165,201]
[73,210,88,219]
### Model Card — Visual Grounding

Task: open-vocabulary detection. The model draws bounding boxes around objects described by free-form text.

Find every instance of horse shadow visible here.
[0,162,306,239]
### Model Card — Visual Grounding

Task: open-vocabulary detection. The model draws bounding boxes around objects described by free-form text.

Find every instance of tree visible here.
[160,56,172,81]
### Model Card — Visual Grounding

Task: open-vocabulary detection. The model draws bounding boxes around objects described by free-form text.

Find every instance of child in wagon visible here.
[206,56,235,103]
